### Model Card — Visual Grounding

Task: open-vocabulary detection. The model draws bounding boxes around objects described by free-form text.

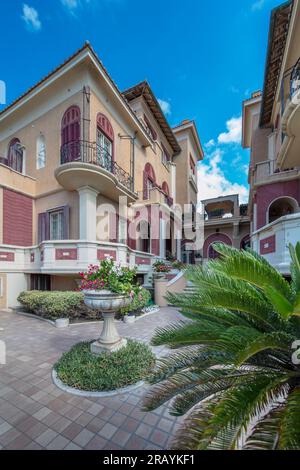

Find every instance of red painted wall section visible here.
[135,256,151,266]
[203,233,232,259]
[260,235,276,255]
[97,249,117,261]
[0,252,15,262]
[3,189,33,246]
[256,180,300,229]
[55,249,78,261]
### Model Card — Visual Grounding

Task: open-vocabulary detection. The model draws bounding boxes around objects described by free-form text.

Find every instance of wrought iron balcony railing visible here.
[281,57,300,115]
[60,140,134,192]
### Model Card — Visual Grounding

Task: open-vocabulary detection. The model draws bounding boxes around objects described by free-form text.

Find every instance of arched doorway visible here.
[143,163,156,200]
[96,113,114,171]
[240,234,251,251]
[61,106,81,162]
[203,233,232,260]
[268,197,298,224]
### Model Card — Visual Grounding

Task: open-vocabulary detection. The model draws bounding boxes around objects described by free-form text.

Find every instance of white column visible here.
[170,162,177,203]
[253,203,258,232]
[176,230,182,260]
[78,186,99,241]
[160,218,166,259]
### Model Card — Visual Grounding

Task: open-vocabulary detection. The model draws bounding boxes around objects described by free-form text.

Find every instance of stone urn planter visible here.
[83,290,131,355]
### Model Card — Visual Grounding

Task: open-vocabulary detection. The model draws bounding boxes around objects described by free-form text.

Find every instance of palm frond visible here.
[234,332,296,366]
[213,243,292,301]
[244,406,283,450]
[279,386,300,450]
[151,321,224,348]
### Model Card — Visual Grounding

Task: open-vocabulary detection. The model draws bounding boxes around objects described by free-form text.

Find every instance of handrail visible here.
[60,140,134,192]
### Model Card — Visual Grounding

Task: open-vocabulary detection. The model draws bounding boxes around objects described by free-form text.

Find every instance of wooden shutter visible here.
[109,213,119,243]
[143,171,148,200]
[38,212,50,243]
[63,205,70,240]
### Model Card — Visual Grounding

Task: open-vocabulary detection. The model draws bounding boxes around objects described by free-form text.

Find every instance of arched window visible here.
[268,197,298,224]
[162,181,170,196]
[143,163,156,200]
[7,138,24,173]
[96,113,114,171]
[61,106,81,163]
[36,134,46,169]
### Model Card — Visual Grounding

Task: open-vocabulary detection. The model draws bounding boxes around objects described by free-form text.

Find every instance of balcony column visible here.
[176,230,182,261]
[170,162,177,203]
[159,217,166,259]
[78,186,99,241]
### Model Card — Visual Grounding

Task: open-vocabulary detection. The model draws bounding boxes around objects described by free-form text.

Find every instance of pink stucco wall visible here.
[256,180,300,229]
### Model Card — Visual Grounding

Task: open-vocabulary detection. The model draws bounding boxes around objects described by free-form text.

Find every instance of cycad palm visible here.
[143,243,300,450]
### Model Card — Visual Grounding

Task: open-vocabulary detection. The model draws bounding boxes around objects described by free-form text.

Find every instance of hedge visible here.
[17,291,98,320]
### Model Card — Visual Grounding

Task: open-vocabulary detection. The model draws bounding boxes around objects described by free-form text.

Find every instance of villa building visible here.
[201,195,250,263]
[242,0,300,275]
[0,43,203,308]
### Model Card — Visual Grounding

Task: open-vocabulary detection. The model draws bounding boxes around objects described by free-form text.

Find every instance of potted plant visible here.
[153,260,172,279]
[79,258,136,354]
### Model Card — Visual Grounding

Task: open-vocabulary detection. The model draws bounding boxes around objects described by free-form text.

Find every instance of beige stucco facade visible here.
[0,43,203,307]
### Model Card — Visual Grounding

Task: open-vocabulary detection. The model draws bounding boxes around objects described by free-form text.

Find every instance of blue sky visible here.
[0,0,284,203]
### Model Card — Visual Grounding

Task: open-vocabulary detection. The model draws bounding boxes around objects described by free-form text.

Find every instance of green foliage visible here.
[17,290,96,320]
[143,242,300,450]
[120,287,151,316]
[54,340,155,391]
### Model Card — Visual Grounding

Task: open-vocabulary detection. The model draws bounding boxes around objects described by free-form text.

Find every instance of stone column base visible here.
[90,338,127,355]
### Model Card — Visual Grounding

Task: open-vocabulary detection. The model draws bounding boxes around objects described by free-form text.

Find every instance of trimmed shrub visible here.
[17,291,98,320]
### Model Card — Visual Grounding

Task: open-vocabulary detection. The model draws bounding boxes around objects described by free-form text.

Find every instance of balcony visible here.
[137,187,174,208]
[253,160,300,186]
[55,141,137,203]
[0,240,154,275]
[278,58,300,169]
[0,159,36,196]
[251,213,300,275]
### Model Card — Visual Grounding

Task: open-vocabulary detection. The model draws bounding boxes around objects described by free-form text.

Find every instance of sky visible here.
[0,0,285,203]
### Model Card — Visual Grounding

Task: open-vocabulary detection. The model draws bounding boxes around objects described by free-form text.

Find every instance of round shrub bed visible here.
[54,340,155,392]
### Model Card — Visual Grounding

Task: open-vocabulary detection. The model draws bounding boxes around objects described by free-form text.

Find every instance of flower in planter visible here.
[153,260,172,273]
[78,258,138,296]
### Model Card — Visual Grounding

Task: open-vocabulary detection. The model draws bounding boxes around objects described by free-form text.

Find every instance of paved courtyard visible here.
[0,307,184,450]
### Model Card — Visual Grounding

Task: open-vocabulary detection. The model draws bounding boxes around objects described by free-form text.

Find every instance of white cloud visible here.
[61,0,79,9]
[205,139,215,149]
[197,149,249,204]
[158,98,171,116]
[21,4,41,31]
[251,0,266,11]
[218,116,242,145]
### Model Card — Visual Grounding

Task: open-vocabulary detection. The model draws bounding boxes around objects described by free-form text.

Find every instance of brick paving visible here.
[0,307,184,450]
